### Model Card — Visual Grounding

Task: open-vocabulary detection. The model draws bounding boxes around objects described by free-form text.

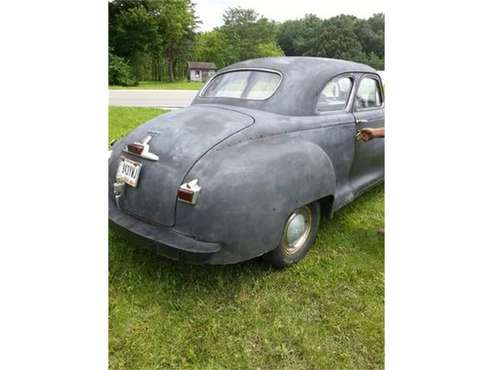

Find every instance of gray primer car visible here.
[109,57,384,267]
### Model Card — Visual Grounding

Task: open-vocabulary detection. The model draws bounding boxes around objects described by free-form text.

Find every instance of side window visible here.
[355,77,382,109]
[317,76,353,112]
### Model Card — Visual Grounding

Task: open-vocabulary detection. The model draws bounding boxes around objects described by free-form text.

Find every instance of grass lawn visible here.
[109,106,385,369]
[108,107,169,147]
[109,80,204,90]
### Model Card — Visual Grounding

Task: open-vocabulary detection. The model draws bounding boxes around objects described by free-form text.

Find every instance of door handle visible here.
[356,119,368,124]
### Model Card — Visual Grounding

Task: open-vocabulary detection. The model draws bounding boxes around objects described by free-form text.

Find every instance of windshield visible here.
[202,70,281,100]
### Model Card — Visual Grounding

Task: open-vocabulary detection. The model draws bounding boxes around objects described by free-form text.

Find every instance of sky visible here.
[194,0,385,31]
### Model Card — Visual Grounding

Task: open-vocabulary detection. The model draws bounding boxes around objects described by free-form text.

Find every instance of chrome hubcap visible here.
[283,206,312,255]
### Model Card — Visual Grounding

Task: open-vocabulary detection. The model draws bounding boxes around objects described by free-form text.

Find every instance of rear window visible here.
[202,70,281,100]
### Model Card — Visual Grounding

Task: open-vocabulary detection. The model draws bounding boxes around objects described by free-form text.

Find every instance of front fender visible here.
[174,137,336,264]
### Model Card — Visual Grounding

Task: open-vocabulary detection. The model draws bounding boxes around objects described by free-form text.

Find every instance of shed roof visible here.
[187,62,217,70]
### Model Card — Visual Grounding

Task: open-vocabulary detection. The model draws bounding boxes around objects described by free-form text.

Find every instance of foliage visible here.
[221,7,283,61]
[109,0,197,82]
[362,13,385,59]
[109,2,159,60]
[108,107,384,369]
[109,1,385,85]
[193,11,384,72]
[315,16,366,61]
[277,13,385,69]
[193,7,284,69]
[255,41,285,58]
[108,51,138,86]
[277,14,323,57]
[152,0,198,81]
[192,31,229,69]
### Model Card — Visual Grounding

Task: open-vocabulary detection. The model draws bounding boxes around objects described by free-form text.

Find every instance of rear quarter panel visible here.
[174,136,337,263]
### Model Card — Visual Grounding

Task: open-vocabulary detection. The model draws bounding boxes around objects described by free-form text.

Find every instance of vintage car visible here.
[109,57,384,267]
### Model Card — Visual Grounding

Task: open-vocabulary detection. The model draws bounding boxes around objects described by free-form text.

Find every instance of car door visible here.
[349,74,385,194]
[313,74,358,209]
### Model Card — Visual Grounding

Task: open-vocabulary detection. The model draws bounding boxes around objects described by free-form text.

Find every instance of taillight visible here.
[127,143,144,155]
[177,179,201,205]
[123,136,159,161]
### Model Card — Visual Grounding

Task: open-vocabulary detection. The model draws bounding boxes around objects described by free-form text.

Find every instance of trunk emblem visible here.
[124,135,159,161]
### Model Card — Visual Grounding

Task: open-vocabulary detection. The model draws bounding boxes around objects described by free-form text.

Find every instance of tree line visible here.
[109,0,384,86]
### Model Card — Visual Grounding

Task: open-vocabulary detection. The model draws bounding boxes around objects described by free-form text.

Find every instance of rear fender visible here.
[174,137,336,264]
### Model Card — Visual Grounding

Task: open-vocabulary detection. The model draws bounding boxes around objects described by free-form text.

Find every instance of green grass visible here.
[109,106,385,369]
[108,107,168,147]
[109,80,205,90]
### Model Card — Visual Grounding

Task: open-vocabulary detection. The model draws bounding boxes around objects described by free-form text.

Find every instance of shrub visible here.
[109,52,138,86]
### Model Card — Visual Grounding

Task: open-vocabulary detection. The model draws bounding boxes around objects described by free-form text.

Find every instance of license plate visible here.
[116,156,142,187]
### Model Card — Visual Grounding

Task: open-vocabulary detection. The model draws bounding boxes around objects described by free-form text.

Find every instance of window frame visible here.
[315,73,356,114]
[353,74,385,112]
[198,68,283,101]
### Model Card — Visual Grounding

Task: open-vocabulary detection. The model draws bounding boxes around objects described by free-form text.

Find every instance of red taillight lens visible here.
[127,143,144,155]
[177,179,201,205]
[177,188,194,203]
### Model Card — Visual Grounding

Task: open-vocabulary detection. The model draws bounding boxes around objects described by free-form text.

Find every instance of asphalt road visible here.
[109,89,198,108]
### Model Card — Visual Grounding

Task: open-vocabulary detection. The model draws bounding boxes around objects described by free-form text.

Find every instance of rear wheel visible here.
[264,201,320,268]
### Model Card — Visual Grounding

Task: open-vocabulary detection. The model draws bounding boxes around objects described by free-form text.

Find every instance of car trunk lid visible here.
[110,105,254,226]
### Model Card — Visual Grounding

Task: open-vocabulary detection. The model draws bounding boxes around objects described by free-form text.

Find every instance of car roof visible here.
[223,56,375,77]
[194,57,379,116]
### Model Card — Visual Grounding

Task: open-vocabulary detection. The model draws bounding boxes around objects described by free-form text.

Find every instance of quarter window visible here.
[317,76,353,112]
[355,77,382,109]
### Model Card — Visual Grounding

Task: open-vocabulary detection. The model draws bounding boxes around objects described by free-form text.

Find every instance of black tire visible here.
[264,201,321,268]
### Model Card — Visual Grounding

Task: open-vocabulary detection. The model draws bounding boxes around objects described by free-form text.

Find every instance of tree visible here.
[150,0,198,81]
[276,13,384,69]
[191,7,283,69]
[277,15,323,56]
[109,1,385,84]
[109,0,159,80]
[315,15,366,61]
[108,50,138,86]
[109,1,158,60]
[255,42,284,57]
[355,13,384,62]
[277,19,304,56]
[193,31,229,68]
[220,7,282,61]
[108,0,198,82]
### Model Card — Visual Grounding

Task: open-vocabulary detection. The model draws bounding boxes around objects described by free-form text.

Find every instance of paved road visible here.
[109,89,198,108]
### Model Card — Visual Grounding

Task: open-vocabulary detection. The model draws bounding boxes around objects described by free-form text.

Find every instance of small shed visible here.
[187,62,217,82]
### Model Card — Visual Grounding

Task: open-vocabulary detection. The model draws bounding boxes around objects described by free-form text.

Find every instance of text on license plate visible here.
[116,157,142,187]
